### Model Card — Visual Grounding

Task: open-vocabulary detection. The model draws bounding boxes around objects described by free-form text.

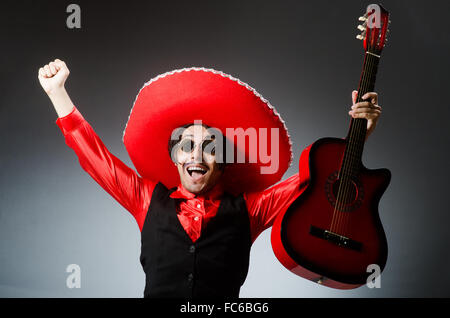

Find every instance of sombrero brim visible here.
[122,67,292,195]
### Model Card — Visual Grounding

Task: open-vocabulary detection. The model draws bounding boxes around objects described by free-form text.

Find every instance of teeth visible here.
[187,166,207,172]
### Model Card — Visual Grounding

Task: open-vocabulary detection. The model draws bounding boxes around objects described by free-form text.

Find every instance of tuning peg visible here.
[359,16,367,22]
[357,24,366,31]
[356,34,364,40]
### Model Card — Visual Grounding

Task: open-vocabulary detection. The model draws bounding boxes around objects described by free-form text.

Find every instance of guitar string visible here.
[331,25,379,233]
[341,12,383,234]
[331,51,371,233]
[338,52,373,234]
[344,52,379,234]
[332,50,374,234]
[340,14,386,237]
[340,51,377,235]
[330,30,374,233]
[344,50,378,235]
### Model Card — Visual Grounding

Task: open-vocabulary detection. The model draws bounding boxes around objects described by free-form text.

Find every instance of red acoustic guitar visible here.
[271,4,391,289]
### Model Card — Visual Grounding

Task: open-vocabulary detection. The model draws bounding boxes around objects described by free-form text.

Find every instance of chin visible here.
[184,182,206,193]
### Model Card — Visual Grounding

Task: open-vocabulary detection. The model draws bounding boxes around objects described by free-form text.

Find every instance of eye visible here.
[179,139,194,153]
[202,140,216,155]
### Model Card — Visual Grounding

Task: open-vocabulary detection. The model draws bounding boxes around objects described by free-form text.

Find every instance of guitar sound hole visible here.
[325,171,364,212]
[332,179,358,205]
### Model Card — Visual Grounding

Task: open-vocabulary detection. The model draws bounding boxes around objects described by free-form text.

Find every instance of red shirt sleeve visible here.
[55,106,156,230]
[244,172,307,243]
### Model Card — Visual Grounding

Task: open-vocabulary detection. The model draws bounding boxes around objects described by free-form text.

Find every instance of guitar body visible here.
[271,138,390,289]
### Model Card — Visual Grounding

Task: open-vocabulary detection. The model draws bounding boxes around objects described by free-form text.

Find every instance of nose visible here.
[190,143,204,163]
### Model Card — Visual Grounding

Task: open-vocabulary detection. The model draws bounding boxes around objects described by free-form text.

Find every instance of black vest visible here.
[140,182,252,298]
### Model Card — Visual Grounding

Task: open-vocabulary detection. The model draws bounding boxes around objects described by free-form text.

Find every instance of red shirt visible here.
[55,106,305,243]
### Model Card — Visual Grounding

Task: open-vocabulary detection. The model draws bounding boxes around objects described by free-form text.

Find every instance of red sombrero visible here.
[122,67,293,195]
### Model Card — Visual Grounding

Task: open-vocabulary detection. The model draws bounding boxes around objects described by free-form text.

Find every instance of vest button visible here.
[189,245,196,253]
[187,273,194,281]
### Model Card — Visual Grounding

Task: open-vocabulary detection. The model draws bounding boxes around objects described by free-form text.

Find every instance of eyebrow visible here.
[181,134,215,140]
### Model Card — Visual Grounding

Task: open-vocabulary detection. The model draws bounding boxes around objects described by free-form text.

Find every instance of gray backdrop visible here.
[1,0,449,297]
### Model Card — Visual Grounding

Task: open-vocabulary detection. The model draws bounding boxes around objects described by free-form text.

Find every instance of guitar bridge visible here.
[309,225,362,252]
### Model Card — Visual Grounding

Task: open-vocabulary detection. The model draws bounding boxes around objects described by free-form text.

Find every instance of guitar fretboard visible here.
[340,51,380,179]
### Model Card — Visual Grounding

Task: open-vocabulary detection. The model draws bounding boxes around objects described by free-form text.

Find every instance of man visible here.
[38,59,381,298]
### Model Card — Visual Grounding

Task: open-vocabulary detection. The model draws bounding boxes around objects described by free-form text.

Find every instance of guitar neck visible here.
[341,51,380,178]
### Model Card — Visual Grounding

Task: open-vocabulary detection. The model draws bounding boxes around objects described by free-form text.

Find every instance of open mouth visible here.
[185,165,209,180]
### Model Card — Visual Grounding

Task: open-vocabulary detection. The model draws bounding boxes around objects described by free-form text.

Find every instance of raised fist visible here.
[38,59,70,95]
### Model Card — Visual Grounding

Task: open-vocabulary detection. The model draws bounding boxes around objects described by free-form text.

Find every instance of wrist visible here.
[47,86,75,118]
[47,86,67,99]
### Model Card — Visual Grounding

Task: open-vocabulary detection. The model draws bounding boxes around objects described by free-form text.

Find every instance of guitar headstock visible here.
[356,4,390,55]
